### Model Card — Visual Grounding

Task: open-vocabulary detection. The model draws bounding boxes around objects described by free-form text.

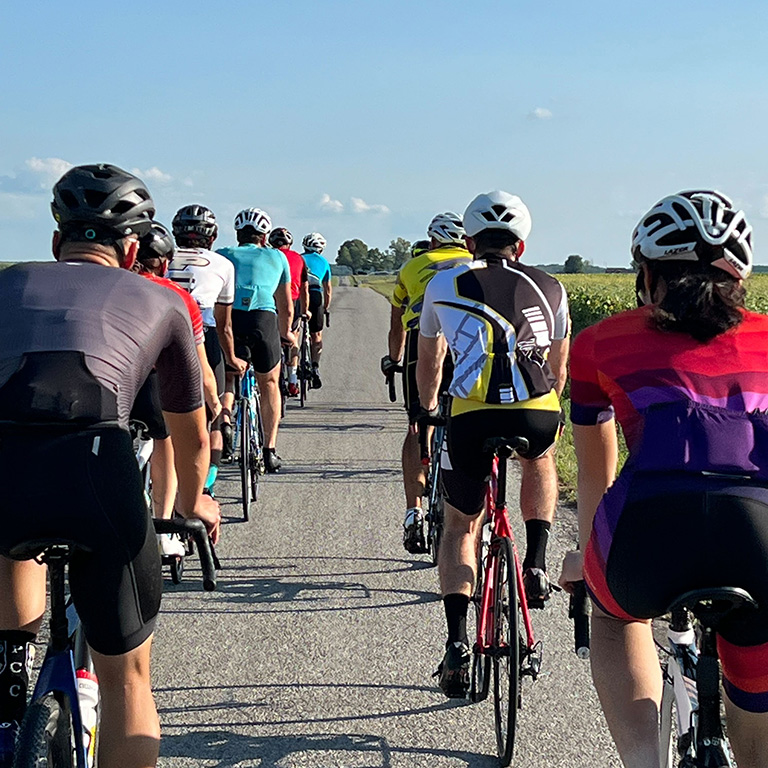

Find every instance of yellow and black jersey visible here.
[420,258,569,412]
[391,245,471,331]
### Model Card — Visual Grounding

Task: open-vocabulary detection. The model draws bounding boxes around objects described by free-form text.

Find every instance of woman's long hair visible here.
[638,246,746,343]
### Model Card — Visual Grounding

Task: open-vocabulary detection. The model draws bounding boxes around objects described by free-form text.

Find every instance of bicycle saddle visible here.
[483,436,530,458]
[667,587,757,628]
[7,539,92,561]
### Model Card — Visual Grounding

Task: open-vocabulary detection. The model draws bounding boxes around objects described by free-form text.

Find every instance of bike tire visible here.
[470,526,491,703]
[13,694,75,768]
[493,536,520,767]
[239,400,253,520]
[250,393,265,503]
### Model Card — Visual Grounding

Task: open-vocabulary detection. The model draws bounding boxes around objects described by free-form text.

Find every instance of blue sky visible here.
[2,0,768,266]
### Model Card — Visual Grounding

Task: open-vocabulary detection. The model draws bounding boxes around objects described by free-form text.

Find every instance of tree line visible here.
[336,238,412,273]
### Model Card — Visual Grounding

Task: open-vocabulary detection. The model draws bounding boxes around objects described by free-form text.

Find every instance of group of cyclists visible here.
[0,159,767,768]
[385,190,768,767]
[0,163,333,768]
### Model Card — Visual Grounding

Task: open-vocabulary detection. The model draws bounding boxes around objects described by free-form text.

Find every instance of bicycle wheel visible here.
[493,536,520,766]
[239,399,253,520]
[470,526,491,703]
[14,694,75,768]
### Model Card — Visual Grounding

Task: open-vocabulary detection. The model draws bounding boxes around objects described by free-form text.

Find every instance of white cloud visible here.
[319,193,344,213]
[528,107,553,120]
[350,197,390,214]
[131,166,173,184]
[0,157,74,194]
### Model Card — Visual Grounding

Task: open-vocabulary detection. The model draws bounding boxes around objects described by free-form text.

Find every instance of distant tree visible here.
[563,254,586,274]
[387,237,412,269]
[365,247,387,272]
[337,239,369,273]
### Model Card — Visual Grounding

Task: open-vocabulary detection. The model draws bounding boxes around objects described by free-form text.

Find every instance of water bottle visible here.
[76,668,99,763]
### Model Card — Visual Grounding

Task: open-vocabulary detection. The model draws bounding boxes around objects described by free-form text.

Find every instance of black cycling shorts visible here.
[204,327,225,397]
[442,408,561,515]
[308,290,325,334]
[292,299,302,332]
[130,370,168,440]
[402,329,454,413]
[232,309,281,374]
[0,428,162,655]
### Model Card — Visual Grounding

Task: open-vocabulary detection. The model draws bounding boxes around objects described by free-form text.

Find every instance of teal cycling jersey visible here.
[217,244,290,313]
[302,251,332,292]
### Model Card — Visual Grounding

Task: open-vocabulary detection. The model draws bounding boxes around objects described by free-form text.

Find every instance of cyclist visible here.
[381,213,471,554]
[218,209,295,472]
[0,164,218,768]
[561,190,768,768]
[168,205,247,487]
[269,227,309,397]
[301,232,332,388]
[133,221,221,559]
[410,239,430,258]
[417,191,569,697]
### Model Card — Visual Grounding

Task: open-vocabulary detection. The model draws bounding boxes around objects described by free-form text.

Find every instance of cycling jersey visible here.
[143,274,204,346]
[279,247,308,302]
[217,244,290,313]
[420,258,569,411]
[0,262,202,430]
[302,250,331,292]
[167,247,235,327]
[391,244,472,331]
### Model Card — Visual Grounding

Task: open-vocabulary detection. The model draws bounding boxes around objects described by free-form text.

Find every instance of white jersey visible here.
[168,248,235,327]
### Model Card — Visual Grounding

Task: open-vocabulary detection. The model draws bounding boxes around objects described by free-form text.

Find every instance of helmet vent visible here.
[84,190,108,209]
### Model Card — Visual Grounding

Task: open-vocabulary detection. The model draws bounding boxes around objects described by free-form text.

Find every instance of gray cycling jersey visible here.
[0,261,202,428]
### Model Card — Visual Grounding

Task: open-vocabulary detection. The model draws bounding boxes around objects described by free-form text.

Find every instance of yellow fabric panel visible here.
[451,388,561,416]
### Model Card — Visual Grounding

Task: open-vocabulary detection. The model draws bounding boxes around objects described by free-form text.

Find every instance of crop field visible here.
[361,271,768,502]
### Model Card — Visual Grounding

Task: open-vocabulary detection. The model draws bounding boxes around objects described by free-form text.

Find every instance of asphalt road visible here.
[153,285,621,768]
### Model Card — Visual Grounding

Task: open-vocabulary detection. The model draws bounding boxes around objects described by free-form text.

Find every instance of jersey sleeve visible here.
[301,264,308,283]
[322,260,332,284]
[279,253,291,285]
[419,279,442,338]
[552,281,570,340]
[570,325,614,425]
[391,269,408,309]
[180,290,205,345]
[217,258,235,306]
[155,297,204,414]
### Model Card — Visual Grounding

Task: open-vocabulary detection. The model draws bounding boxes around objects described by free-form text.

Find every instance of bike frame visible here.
[475,455,536,657]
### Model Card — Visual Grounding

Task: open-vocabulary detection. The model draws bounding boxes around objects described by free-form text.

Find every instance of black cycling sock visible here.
[0,630,35,724]
[443,594,470,646]
[210,448,222,468]
[523,519,551,572]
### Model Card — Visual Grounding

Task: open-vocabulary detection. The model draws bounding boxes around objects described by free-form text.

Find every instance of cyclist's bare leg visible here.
[438,503,483,597]
[0,557,45,633]
[149,436,176,520]
[91,636,160,768]
[310,331,322,365]
[255,362,281,449]
[402,430,426,508]
[590,608,661,768]
[519,452,557,524]
[723,695,768,768]
[222,372,236,421]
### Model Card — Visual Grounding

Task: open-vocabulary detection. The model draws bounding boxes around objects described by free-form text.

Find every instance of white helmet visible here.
[463,191,532,241]
[234,207,272,234]
[427,211,465,245]
[632,190,753,280]
[302,232,326,252]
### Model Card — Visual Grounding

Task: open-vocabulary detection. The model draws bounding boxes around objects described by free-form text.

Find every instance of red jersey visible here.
[280,248,308,302]
[144,274,205,346]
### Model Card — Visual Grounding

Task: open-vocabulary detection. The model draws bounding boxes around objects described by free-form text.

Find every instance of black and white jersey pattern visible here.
[420,259,569,406]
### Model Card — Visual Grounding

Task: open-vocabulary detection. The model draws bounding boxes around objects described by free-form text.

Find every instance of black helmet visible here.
[411,239,430,257]
[269,227,293,248]
[172,204,218,241]
[51,164,155,240]
[138,221,175,263]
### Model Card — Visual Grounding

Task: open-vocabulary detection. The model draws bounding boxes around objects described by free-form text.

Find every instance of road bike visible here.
[470,436,542,767]
[297,316,312,408]
[418,394,451,566]
[658,587,754,768]
[131,421,219,588]
[10,544,98,768]
[233,365,265,520]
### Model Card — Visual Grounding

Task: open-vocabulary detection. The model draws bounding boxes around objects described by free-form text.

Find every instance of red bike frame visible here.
[475,456,536,656]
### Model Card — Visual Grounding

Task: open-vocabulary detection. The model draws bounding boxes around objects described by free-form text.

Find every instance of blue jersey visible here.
[217,244,290,313]
[302,251,332,292]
